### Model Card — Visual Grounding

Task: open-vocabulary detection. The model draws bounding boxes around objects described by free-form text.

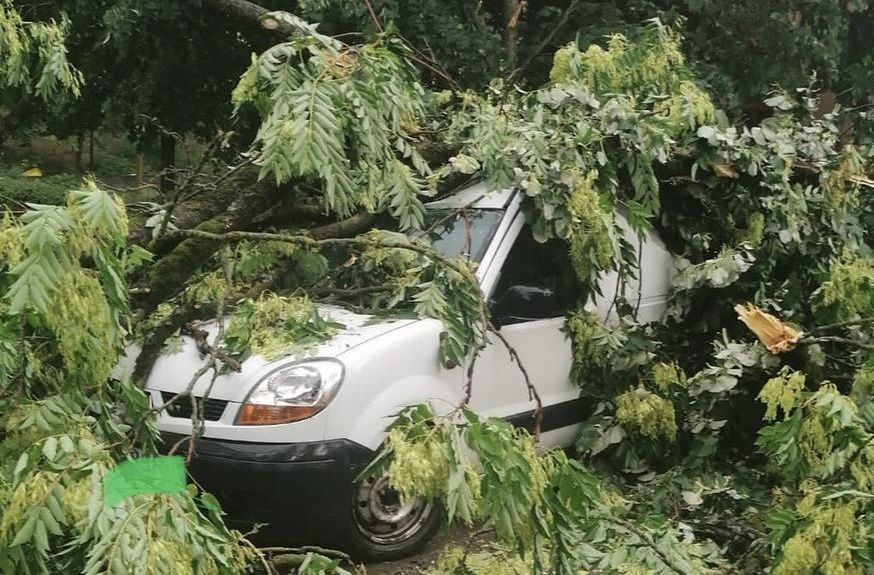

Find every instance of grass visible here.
[0,131,211,209]
[0,165,81,207]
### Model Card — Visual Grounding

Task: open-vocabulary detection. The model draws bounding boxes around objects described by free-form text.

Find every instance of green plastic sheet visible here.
[103,456,186,507]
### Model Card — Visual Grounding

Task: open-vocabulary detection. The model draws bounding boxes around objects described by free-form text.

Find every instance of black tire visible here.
[341,470,442,562]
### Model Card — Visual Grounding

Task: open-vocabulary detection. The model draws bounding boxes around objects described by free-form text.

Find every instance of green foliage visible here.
[425,546,530,575]
[0,386,257,575]
[443,20,714,249]
[0,188,272,574]
[235,29,431,225]
[758,367,806,421]
[393,24,874,568]
[565,309,616,381]
[334,230,485,367]
[377,405,727,575]
[295,0,504,89]
[615,388,677,441]
[568,170,615,284]
[754,380,874,574]
[1,181,129,389]
[819,251,874,320]
[675,0,862,108]
[222,293,339,361]
[0,0,82,102]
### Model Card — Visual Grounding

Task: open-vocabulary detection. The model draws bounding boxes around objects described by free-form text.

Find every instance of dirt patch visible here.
[364,526,492,575]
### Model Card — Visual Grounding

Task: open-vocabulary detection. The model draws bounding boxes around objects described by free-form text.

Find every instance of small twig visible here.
[168,229,475,278]
[197,155,257,197]
[184,246,234,464]
[403,50,463,92]
[493,330,543,440]
[150,136,222,247]
[459,526,496,568]
[803,335,874,351]
[260,545,352,562]
[98,181,161,195]
[517,0,581,75]
[462,209,472,258]
[314,285,394,298]
[361,0,383,33]
[604,516,696,575]
[634,236,643,319]
[182,323,242,371]
[808,316,874,335]
[606,260,623,319]
[395,32,462,91]
[246,542,278,575]
[0,191,28,210]
[165,361,213,456]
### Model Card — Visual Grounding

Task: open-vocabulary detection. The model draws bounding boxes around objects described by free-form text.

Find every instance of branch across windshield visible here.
[413,209,505,262]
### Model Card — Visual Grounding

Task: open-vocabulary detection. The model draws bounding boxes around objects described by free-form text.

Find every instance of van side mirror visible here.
[490,285,560,326]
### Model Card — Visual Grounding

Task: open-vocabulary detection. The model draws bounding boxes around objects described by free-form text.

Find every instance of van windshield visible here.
[413,208,504,262]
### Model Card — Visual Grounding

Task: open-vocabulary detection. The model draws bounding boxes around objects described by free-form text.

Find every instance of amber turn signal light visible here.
[236,404,321,425]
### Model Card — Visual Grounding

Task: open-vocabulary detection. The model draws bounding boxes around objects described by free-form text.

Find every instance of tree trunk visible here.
[88,130,95,171]
[135,153,144,187]
[504,0,523,71]
[74,133,85,174]
[160,134,176,193]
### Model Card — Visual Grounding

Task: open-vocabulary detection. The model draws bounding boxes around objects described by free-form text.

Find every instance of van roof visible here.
[425,182,515,210]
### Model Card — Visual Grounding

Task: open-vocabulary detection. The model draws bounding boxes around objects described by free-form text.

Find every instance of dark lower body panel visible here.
[161,433,375,543]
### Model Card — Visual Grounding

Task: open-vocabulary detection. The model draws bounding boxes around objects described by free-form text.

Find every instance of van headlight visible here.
[236,359,344,425]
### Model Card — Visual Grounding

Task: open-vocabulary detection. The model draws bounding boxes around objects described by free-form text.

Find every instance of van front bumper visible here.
[160,432,376,542]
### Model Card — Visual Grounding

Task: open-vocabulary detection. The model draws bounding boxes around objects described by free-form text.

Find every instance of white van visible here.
[135,184,673,560]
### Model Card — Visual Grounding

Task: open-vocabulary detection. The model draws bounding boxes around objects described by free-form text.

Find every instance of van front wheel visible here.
[343,471,441,562]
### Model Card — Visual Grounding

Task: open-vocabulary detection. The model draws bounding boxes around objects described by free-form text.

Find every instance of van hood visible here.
[121,305,418,402]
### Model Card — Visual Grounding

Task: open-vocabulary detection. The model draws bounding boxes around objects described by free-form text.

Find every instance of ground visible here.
[365,526,491,575]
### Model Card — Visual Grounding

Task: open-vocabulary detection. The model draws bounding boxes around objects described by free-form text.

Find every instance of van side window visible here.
[490,225,577,324]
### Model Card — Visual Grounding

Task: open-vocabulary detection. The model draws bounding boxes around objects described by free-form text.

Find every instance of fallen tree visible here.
[4,4,874,575]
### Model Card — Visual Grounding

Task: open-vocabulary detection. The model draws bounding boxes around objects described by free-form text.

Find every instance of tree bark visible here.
[74,133,85,174]
[160,134,176,193]
[135,153,144,187]
[139,183,284,317]
[504,0,524,71]
[88,130,95,171]
[203,0,269,23]
[201,0,301,36]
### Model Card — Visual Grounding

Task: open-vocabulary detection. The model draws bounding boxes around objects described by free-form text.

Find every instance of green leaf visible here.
[12,452,29,484]
[10,513,37,547]
[42,436,58,460]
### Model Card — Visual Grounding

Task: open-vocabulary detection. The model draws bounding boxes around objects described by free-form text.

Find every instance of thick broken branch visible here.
[132,209,375,384]
[202,0,297,36]
[309,212,375,240]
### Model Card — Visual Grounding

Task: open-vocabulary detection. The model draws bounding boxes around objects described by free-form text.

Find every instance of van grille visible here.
[160,392,228,421]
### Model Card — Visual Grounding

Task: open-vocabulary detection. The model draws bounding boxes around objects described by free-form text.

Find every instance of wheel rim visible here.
[353,473,433,546]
